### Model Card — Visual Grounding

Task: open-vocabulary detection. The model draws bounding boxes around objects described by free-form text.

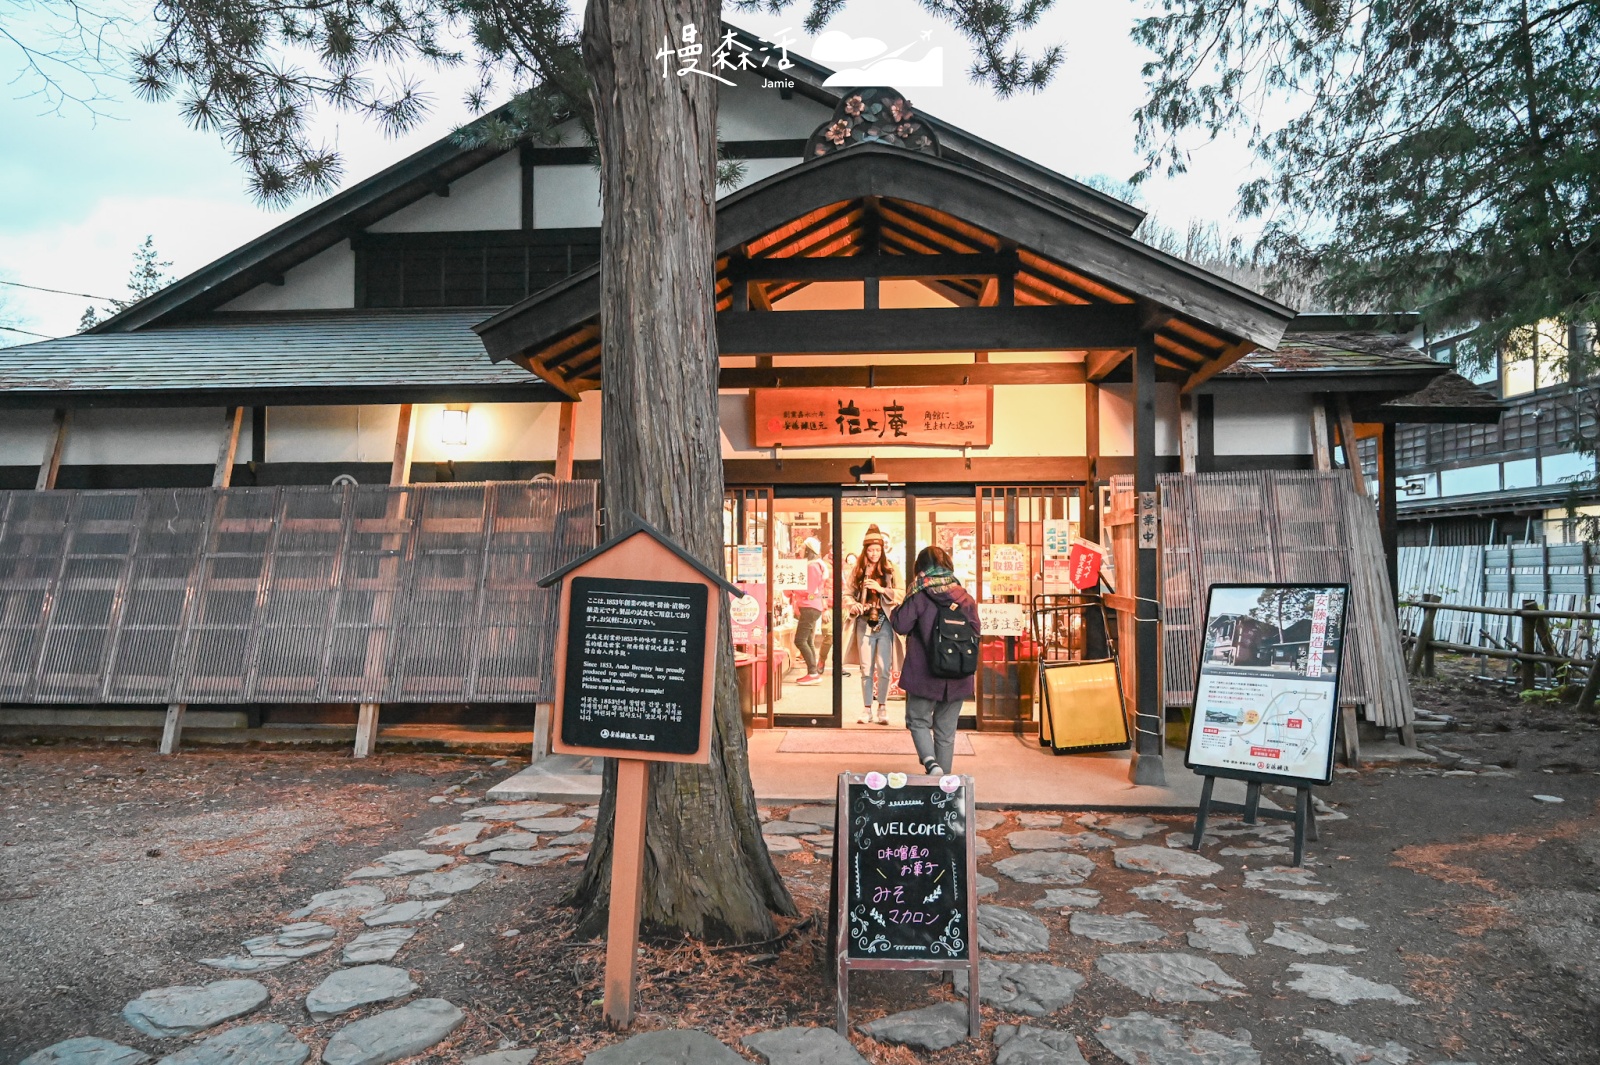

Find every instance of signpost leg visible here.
[1292,787,1310,867]
[1191,775,1215,850]
[604,757,649,1029]
[1242,781,1262,825]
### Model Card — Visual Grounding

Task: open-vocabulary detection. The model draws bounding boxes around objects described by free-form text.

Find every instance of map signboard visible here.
[1184,583,1349,787]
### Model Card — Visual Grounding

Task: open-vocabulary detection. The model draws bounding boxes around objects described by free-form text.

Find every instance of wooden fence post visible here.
[1407,593,1440,677]
[1518,599,1540,690]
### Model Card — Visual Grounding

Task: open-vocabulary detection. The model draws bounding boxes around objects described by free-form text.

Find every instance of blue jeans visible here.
[859,622,893,705]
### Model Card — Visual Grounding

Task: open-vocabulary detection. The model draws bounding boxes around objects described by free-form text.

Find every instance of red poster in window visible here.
[1066,543,1102,590]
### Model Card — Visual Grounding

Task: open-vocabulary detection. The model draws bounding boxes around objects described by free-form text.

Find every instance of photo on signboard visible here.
[1185,583,1349,788]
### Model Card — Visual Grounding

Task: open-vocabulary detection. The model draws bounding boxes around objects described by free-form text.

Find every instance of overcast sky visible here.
[0,0,1267,341]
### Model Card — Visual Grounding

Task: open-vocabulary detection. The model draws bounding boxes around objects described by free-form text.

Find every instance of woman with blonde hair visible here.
[845,524,900,723]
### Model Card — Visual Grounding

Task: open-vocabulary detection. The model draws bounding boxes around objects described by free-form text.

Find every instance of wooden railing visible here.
[1402,595,1600,711]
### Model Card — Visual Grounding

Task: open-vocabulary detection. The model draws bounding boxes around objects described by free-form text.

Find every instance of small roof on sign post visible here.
[537,512,745,597]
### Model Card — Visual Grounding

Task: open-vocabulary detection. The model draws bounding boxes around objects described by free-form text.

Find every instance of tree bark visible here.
[570,0,796,942]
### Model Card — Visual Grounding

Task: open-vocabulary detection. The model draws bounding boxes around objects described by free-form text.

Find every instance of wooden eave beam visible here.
[876,202,995,255]
[885,200,1001,254]
[748,203,862,258]
[721,362,1087,388]
[510,352,582,400]
[717,304,1139,356]
[728,251,1017,283]
[1182,339,1257,393]
[1086,347,1132,380]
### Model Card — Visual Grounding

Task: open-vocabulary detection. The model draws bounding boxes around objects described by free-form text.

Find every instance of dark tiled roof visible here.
[1223,330,1438,375]
[0,312,561,405]
[1377,372,1503,411]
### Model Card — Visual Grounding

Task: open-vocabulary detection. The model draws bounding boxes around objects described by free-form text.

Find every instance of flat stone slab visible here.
[973,836,992,856]
[576,805,601,819]
[553,831,595,846]
[1096,953,1246,1003]
[123,979,270,1038]
[1084,814,1162,839]
[197,955,293,973]
[487,847,573,866]
[408,863,497,896]
[1016,813,1062,828]
[419,823,486,848]
[322,998,465,1065]
[974,810,1007,831]
[1302,1028,1413,1064]
[307,965,419,1021]
[741,1026,868,1065]
[344,927,417,964]
[993,851,1095,886]
[515,816,587,833]
[244,922,336,958]
[1114,846,1223,878]
[461,1053,538,1065]
[1257,888,1341,905]
[20,1037,151,1065]
[1188,918,1255,956]
[956,959,1085,1016]
[1244,867,1320,888]
[361,898,451,926]
[978,905,1052,953]
[1168,832,1220,849]
[1096,1012,1260,1065]
[1266,922,1363,956]
[1221,845,1294,860]
[463,802,563,821]
[976,874,998,897]
[1287,964,1417,1005]
[153,1024,309,1065]
[761,820,816,836]
[586,1030,745,1064]
[1006,830,1079,850]
[994,1024,1088,1065]
[1033,888,1101,910]
[347,850,453,879]
[465,830,541,855]
[765,836,802,855]
[784,805,838,827]
[289,886,386,919]
[856,1002,970,1052]
[1070,911,1167,945]
[1131,880,1223,911]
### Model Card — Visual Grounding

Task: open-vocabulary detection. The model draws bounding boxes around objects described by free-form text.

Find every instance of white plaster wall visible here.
[366,151,522,233]
[266,406,377,464]
[219,242,355,311]
[0,409,56,465]
[268,398,600,467]
[720,74,834,139]
[532,166,602,228]
[1212,391,1313,455]
[1097,383,1180,457]
[53,408,246,466]
[718,384,1084,459]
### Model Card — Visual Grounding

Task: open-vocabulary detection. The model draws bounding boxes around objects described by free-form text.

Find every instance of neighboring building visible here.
[0,29,1499,752]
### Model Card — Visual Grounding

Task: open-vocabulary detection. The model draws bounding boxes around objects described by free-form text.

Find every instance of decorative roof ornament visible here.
[803,87,939,160]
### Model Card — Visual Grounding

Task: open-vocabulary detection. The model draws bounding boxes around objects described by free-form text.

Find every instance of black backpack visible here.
[926,599,979,679]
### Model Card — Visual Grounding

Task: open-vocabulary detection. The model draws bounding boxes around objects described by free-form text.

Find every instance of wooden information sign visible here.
[830,771,980,1039]
[540,517,742,1028]
[752,386,993,449]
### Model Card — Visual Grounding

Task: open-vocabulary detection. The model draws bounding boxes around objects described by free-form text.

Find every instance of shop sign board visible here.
[1184,583,1349,788]
[978,602,1027,638]
[831,771,980,1038]
[986,543,1029,597]
[752,387,993,448]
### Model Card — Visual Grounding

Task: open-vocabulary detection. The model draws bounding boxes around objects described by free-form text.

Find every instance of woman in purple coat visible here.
[891,545,981,777]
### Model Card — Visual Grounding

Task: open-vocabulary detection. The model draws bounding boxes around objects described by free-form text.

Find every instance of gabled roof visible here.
[88,24,1145,334]
[0,312,564,407]
[475,144,1295,392]
[1350,372,1505,424]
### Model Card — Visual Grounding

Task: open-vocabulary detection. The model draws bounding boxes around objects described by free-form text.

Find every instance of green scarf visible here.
[909,564,960,599]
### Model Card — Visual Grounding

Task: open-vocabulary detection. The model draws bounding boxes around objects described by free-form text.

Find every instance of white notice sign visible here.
[978,602,1027,639]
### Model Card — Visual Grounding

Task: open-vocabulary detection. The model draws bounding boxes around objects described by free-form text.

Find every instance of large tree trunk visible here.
[569,0,796,942]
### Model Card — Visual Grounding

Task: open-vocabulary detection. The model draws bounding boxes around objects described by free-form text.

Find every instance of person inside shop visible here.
[891,545,981,776]
[845,524,901,724]
[790,537,830,686]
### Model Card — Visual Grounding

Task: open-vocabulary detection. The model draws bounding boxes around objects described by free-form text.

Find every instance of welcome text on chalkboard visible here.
[831,772,980,1039]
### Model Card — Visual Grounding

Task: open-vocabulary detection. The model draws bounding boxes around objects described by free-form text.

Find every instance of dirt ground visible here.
[2,658,1598,1064]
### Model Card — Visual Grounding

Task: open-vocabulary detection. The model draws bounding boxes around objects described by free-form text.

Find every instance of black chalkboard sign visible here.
[830,772,980,1038]
[560,576,708,756]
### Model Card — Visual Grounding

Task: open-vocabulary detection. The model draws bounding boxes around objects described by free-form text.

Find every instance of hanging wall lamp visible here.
[440,405,470,447]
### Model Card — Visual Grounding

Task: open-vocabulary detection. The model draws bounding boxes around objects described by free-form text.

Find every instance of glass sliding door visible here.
[768,491,842,727]
[906,488,980,730]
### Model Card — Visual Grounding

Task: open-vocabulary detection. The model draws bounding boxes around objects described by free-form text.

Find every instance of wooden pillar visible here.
[555,402,577,481]
[36,409,69,490]
[1130,330,1166,786]
[1178,393,1199,474]
[213,406,244,488]
[251,407,267,465]
[1309,398,1333,471]
[1378,422,1399,603]
[390,403,416,486]
[1083,383,1101,541]
[353,702,380,759]
[604,757,650,1028]
[158,703,185,755]
[1334,397,1366,497]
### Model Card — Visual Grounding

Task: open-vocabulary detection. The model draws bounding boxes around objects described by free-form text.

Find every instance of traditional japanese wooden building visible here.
[0,28,1498,775]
